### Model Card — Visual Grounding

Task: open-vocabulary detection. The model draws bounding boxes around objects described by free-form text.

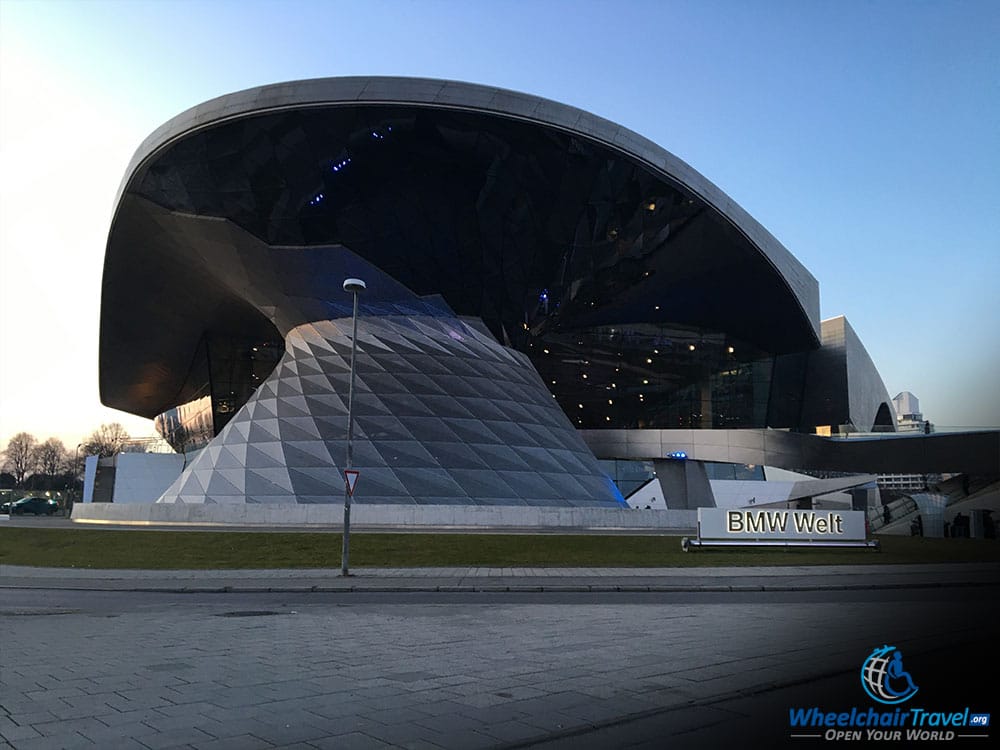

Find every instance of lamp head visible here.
[343,278,366,294]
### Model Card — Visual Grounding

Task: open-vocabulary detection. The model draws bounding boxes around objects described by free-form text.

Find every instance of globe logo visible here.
[861,645,919,704]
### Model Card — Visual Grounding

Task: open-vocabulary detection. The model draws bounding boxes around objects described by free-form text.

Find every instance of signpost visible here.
[344,470,360,497]
[341,277,365,577]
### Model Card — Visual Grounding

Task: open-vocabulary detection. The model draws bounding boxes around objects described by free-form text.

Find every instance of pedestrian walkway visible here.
[3,562,998,593]
[2,564,997,750]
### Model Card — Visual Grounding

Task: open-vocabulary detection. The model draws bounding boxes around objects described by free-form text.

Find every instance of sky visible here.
[1,0,998,453]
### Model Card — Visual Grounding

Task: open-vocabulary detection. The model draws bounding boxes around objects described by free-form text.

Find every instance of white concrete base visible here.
[71,503,697,531]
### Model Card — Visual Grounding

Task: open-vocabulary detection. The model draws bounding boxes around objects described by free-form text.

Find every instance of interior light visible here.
[643,379,649,384]
[646,358,652,364]
[606,416,611,422]
[608,399,613,405]
[543,349,550,354]
[654,305,660,310]
[582,374,588,379]
[728,346,735,354]
[647,202,656,211]
[689,344,696,351]
[578,404,584,409]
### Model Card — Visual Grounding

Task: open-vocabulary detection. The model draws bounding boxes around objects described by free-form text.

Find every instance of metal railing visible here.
[867,496,918,531]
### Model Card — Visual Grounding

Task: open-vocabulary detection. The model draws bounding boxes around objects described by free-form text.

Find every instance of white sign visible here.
[698,508,867,541]
[344,470,360,496]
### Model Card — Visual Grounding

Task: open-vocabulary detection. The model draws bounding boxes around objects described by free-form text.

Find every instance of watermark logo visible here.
[788,644,989,742]
[861,645,919,705]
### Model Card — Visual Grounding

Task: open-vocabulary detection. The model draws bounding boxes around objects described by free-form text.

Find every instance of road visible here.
[2,585,997,749]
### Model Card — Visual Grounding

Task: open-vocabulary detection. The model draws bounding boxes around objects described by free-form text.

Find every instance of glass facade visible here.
[154,334,282,452]
[134,105,820,437]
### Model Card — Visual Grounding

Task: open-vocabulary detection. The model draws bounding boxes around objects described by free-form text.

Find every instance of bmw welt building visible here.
[98,76,962,520]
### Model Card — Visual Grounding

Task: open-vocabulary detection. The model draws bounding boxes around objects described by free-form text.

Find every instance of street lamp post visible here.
[341,277,366,576]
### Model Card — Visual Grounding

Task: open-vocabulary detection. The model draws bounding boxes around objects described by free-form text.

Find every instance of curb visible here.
[1,578,995,594]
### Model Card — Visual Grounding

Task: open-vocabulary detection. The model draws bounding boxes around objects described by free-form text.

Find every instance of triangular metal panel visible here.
[211,447,246,470]
[250,418,282,441]
[253,398,278,419]
[276,378,305,397]
[231,419,252,440]
[225,442,248,465]
[274,394,312,418]
[287,467,342,496]
[283,439,336,465]
[246,442,287,467]
[246,467,294,493]
[214,468,247,493]
[371,439,437,468]
[276,416,322,439]
[281,440,334,471]
[206,472,244,497]
[352,415,415,441]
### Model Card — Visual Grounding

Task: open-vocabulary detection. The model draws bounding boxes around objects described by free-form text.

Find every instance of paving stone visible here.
[307,731,399,749]
[0,720,43,742]
[188,735,272,750]
[6,732,96,750]
[128,726,215,749]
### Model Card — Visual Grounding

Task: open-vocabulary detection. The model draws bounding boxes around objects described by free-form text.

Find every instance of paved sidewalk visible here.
[2,568,997,750]
[4,561,999,749]
[3,562,999,592]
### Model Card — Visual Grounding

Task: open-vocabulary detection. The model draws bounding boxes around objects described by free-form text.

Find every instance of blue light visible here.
[330,157,352,173]
[539,289,549,302]
[666,451,687,460]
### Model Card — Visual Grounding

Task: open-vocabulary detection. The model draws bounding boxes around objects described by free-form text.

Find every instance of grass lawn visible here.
[1,527,998,569]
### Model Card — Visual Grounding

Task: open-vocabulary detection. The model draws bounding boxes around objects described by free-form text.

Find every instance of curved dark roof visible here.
[101,76,820,419]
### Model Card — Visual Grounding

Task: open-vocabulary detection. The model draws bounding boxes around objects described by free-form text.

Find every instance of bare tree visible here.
[81,423,130,458]
[3,432,38,486]
[33,437,68,477]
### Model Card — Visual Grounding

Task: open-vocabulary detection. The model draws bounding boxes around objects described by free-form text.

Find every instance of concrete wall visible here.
[81,455,99,503]
[71,502,696,530]
[112,453,187,503]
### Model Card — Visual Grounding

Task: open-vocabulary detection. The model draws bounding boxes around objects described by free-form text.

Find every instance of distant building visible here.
[893,391,933,434]
[879,392,937,492]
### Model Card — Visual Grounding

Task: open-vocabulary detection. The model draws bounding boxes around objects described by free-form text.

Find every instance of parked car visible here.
[1,496,59,515]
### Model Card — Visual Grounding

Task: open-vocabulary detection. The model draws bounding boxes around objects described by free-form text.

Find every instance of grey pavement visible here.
[3,562,1000,593]
[2,566,998,749]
